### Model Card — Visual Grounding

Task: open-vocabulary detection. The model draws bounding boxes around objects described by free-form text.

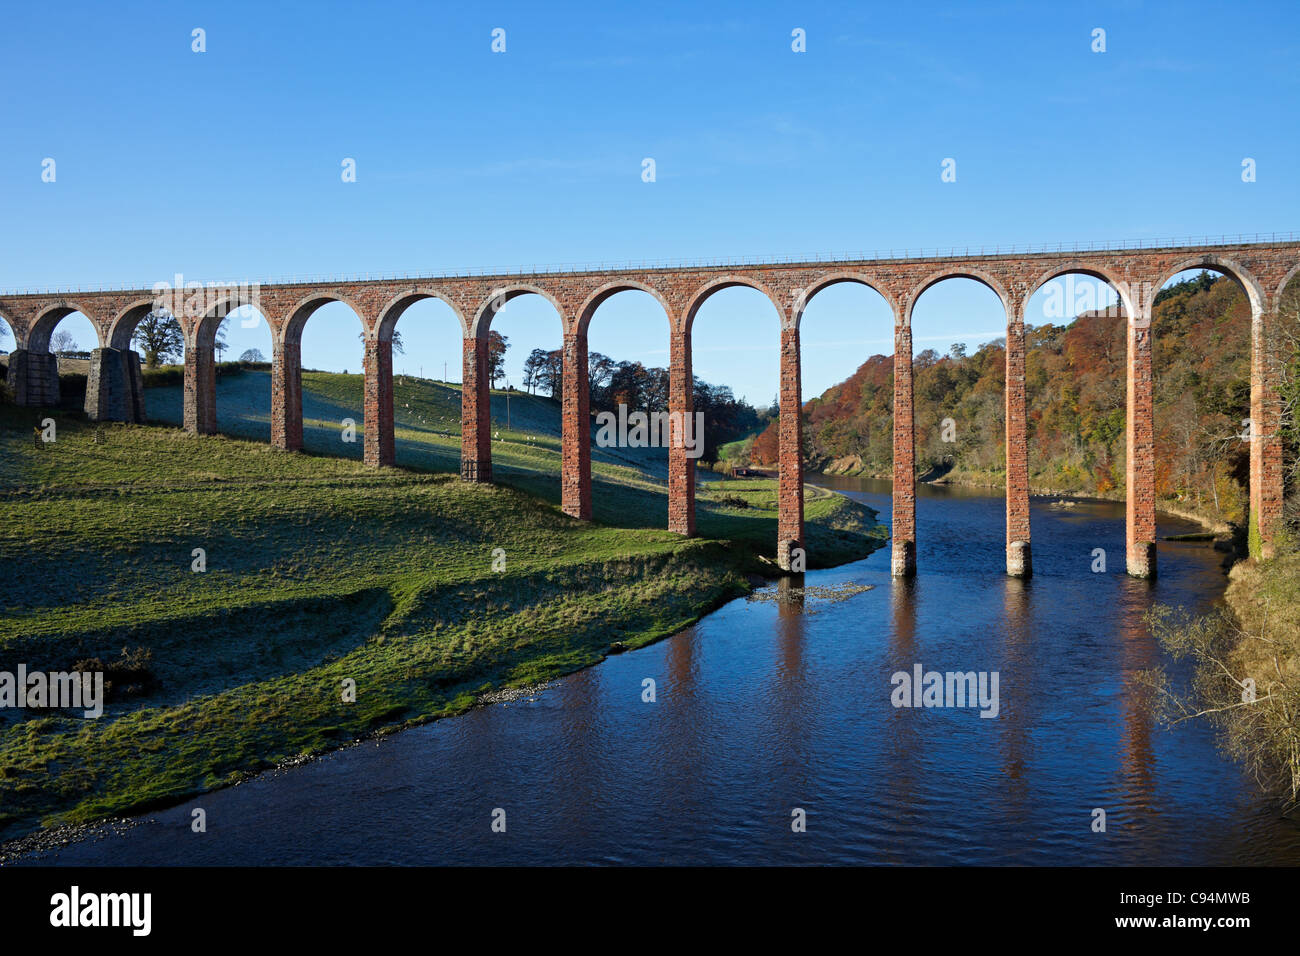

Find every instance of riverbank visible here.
[1222,549,1300,809]
[0,401,887,847]
[14,473,1294,867]
[813,461,1232,536]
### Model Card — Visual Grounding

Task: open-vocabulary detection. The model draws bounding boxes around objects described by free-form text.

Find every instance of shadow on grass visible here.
[0,588,394,716]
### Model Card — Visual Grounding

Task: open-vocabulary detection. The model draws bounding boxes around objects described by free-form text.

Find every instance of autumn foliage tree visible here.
[761,273,1260,526]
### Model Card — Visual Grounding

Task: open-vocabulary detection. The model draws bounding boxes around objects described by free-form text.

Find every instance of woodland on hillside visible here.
[521,346,772,462]
[743,272,1300,530]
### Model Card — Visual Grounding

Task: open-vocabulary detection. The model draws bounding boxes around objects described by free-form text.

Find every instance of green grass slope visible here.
[0,372,885,840]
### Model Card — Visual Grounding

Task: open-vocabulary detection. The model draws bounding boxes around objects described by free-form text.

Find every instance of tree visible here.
[215,317,229,363]
[522,348,548,394]
[588,351,616,404]
[50,330,80,354]
[535,349,563,397]
[354,329,405,354]
[487,331,509,387]
[132,311,184,367]
[239,348,265,363]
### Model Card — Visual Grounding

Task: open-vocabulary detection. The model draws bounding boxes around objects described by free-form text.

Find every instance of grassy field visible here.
[0,367,886,840]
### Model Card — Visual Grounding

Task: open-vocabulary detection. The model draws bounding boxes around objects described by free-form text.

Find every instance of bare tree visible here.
[1136,604,1300,813]
[50,330,80,354]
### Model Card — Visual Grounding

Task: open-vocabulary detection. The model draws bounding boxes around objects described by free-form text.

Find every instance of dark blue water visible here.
[21,480,1300,865]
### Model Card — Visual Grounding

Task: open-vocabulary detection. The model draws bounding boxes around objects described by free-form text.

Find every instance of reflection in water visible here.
[881,575,920,864]
[20,479,1300,866]
[771,575,809,833]
[999,577,1031,819]
[1118,578,1158,836]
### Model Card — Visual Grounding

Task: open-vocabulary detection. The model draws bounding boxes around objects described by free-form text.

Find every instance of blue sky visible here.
[2,1,1297,404]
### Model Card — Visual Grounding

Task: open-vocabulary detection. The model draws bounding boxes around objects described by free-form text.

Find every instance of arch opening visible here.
[795,279,899,477]
[1276,271,1300,533]
[686,285,782,472]
[684,278,782,337]
[473,290,567,501]
[1022,272,1128,503]
[0,313,17,396]
[1148,268,1254,531]
[583,287,675,528]
[293,300,368,461]
[177,303,275,440]
[377,295,465,473]
[685,284,799,561]
[18,310,100,413]
[907,277,1010,488]
[1150,258,1264,317]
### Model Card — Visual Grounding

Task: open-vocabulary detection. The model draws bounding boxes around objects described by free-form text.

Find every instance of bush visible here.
[72,646,158,702]
[1136,595,1300,814]
[140,365,184,388]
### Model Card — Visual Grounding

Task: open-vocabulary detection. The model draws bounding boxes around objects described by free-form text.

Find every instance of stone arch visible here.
[1272,260,1300,307]
[0,306,18,350]
[193,297,273,354]
[1022,260,1137,322]
[107,298,162,351]
[683,275,784,334]
[191,288,267,346]
[903,266,1011,326]
[576,279,673,336]
[375,288,469,342]
[29,303,102,352]
[470,283,565,339]
[793,272,899,327]
[1149,254,1266,316]
[280,290,370,345]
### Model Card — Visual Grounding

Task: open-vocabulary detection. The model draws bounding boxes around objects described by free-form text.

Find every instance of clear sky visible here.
[2,1,1297,404]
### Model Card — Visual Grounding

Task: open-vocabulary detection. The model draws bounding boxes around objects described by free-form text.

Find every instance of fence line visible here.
[3,231,1298,297]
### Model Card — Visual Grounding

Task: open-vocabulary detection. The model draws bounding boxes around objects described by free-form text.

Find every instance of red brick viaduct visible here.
[3,238,1298,579]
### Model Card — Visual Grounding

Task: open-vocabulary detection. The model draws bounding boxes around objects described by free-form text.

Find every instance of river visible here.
[19,478,1300,865]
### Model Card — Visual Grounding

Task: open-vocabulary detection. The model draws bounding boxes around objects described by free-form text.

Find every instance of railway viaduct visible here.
[3,237,1298,579]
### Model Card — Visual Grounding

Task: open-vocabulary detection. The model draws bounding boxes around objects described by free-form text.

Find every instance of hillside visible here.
[0,373,885,842]
[747,273,1273,530]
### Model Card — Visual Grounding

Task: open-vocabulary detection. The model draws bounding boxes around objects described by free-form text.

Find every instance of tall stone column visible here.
[85,348,145,423]
[1251,305,1284,559]
[271,339,303,451]
[125,350,146,423]
[183,333,217,435]
[5,349,60,407]
[668,330,695,536]
[562,331,592,520]
[460,336,492,482]
[1005,317,1032,576]
[892,323,917,577]
[363,337,395,467]
[777,324,805,571]
[1125,310,1156,578]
